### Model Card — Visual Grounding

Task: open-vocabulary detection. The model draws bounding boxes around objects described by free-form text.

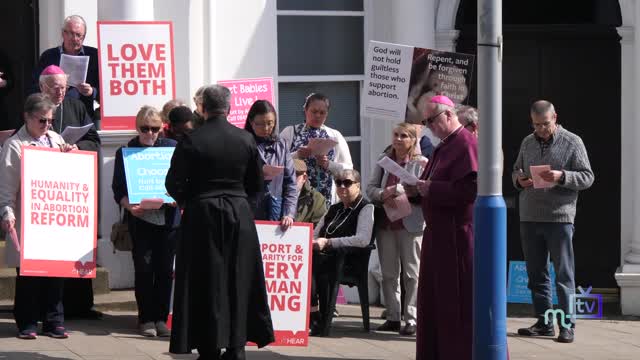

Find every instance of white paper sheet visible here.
[376,156,419,185]
[263,165,284,180]
[530,165,554,189]
[60,123,93,144]
[307,137,338,156]
[383,193,412,222]
[60,54,89,87]
[140,198,164,209]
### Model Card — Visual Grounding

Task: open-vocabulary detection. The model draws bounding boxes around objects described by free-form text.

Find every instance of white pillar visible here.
[364,0,438,185]
[391,0,436,49]
[98,0,154,21]
[96,0,154,288]
[619,24,635,266]
[615,0,640,316]
[435,0,462,51]
[628,0,640,265]
[38,0,99,52]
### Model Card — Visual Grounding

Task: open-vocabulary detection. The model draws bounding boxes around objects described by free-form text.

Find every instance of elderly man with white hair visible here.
[39,64,101,321]
[31,15,100,119]
[39,65,100,152]
[456,105,479,137]
[407,95,478,360]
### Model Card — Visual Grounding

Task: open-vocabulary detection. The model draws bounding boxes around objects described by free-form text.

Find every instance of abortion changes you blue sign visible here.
[122,147,175,204]
[507,260,558,305]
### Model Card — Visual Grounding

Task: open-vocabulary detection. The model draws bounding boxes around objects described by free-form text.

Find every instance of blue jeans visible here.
[520,222,576,326]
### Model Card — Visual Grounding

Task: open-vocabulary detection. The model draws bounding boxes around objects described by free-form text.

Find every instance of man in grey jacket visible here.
[513,100,594,344]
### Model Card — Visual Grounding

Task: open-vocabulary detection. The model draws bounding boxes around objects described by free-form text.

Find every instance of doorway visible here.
[456,0,622,289]
[0,0,39,131]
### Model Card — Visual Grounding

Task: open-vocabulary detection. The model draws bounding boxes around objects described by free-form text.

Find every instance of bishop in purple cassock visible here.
[410,95,478,360]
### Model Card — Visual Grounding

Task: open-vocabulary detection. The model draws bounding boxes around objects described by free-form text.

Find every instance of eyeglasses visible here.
[335,179,357,188]
[43,83,66,92]
[139,126,161,134]
[422,110,446,126]
[63,30,85,40]
[38,118,54,125]
[532,121,553,129]
[253,121,275,128]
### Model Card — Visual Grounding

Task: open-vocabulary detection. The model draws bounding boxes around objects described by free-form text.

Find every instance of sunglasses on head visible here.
[39,118,54,125]
[140,126,161,134]
[335,179,356,188]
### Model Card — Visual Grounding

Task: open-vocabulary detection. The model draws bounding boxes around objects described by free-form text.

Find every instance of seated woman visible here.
[0,93,77,339]
[293,159,327,227]
[310,169,375,336]
[244,100,297,229]
[111,106,178,338]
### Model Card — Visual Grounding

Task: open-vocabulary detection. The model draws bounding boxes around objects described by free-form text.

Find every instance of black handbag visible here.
[110,207,133,252]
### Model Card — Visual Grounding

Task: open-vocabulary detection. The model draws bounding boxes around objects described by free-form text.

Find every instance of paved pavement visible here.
[0,293,639,359]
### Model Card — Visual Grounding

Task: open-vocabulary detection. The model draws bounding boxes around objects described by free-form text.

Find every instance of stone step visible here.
[0,266,110,301]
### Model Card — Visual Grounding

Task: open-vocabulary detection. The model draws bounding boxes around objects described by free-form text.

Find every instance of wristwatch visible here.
[559,171,566,184]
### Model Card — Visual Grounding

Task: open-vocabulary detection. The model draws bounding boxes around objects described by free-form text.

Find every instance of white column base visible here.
[615,264,640,315]
[96,131,137,289]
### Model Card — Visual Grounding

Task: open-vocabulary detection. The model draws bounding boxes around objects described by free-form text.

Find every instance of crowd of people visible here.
[0,12,595,360]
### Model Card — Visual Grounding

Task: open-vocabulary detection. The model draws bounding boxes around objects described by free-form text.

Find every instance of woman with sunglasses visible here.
[111,105,178,338]
[309,169,375,336]
[0,93,77,339]
[244,100,297,229]
[280,93,353,207]
[366,123,427,336]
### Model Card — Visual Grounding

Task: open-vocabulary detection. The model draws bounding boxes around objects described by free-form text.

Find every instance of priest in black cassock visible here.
[166,84,274,360]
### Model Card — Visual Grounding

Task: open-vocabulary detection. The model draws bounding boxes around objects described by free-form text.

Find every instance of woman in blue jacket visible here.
[244,100,297,229]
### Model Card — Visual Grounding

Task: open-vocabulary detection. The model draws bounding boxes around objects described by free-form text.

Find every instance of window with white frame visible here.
[276,0,365,171]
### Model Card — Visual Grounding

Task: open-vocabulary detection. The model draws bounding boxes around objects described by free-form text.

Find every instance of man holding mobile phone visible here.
[512,100,594,343]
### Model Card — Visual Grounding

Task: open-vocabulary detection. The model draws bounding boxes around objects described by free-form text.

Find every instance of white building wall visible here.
[39,0,99,53]
[34,0,283,288]
[34,1,559,301]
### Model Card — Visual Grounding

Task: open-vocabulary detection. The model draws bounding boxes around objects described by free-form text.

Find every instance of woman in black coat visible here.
[111,106,177,337]
[166,85,274,360]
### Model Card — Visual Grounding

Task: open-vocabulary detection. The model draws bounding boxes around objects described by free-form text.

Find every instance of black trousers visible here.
[63,278,95,316]
[129,217,174,323]
[13,268,64,332]
[310,251,340,327]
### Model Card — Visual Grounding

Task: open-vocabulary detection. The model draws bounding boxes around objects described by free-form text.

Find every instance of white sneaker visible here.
[139,322,157,337]
[155,321,171,337]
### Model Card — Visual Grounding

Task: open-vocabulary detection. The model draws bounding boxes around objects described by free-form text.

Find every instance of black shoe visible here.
[221,347,245,360]
[376,320,401,332]
[399,323,416,336]
[309,321,330,337]
[309,312,321,336]
[517,321,555,337]
[557,327,574,343]
[197,349,221,360]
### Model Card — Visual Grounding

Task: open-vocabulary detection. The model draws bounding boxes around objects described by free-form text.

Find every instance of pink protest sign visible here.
[20,147,98,278]
[255,221,313,346]
[218,77,274,128]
